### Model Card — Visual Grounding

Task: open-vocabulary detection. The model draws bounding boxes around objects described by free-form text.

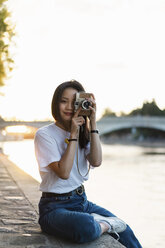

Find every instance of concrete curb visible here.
[0,154,40,213]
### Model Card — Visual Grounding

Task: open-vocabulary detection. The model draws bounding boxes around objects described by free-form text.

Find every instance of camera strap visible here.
[76,127,90,177]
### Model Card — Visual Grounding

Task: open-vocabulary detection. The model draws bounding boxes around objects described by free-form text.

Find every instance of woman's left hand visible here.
[88,94,96,123]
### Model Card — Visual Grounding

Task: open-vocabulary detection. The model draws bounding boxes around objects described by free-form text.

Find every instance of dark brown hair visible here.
[51,80,89,148]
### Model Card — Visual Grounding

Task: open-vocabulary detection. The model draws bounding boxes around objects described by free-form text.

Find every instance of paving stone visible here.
[0,210,10,215]
[2,219,32,225]
[19,217,36,222]
[22,227,41,234]
[0,233,50,247]
[25,211,38,217]
[9,234,47,246]
[3,186,18,190]
[0,226,20,233]
[4,196,25,200]
[0,178,13,182]
[7,205,33,210]
[0,199,13,205]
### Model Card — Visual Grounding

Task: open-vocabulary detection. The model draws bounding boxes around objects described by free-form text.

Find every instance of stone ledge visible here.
[0,154,125,248]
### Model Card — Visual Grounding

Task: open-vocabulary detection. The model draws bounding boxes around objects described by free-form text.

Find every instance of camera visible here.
[74,92,92,116]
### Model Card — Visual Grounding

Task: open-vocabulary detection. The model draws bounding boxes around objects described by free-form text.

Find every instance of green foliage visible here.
[0,0,14,87]
[102,107,116,117]
[102,99,165,117]
[129,99,165,116]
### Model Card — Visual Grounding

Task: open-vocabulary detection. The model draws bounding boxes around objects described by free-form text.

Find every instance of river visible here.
[1,139,165,248]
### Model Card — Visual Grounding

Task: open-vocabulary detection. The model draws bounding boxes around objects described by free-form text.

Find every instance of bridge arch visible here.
[100,124,165,136]
[0,121,53,130]
[97,116,165,136]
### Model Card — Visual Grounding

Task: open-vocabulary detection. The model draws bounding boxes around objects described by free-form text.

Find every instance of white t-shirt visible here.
[34,123,91,193]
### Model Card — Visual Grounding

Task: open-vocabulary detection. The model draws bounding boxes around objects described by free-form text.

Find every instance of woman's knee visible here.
[74,215,101,243]
[39,212,101,244]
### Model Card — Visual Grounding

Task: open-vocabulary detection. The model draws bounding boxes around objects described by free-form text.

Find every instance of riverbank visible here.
[0,154,125,248]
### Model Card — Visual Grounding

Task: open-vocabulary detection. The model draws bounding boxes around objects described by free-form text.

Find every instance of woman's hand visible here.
[88,94,96,123]
[70,107,85,138]
[86,94,102,167]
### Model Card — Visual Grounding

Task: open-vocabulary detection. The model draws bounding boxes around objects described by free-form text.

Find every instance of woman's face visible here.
[59,87,78,123]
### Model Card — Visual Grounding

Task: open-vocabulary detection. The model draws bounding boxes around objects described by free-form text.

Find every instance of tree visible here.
[129,99,165,116]
[102,107,116,117]
[0,0,14,88]
[102,99,165,118]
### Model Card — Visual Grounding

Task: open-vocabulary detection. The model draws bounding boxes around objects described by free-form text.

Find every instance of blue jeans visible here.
[39,191,142,247]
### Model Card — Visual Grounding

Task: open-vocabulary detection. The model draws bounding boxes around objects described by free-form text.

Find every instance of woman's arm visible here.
[48,139,77,179]
[86,95,102,167]
[48,108,85,179]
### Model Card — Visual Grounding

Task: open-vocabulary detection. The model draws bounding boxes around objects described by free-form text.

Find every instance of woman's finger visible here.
[90,93,95,100]
[87,98,96,110]
[89,106,96,112]
[72,116,85,126]
[73,107,82,118]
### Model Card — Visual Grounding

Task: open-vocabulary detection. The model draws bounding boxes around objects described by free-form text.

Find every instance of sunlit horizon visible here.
[1,97,165,122]
[5,125,31,133]
[0,0,165,121]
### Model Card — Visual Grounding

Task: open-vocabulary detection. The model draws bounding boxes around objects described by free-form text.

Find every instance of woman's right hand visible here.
[70,108,85,138]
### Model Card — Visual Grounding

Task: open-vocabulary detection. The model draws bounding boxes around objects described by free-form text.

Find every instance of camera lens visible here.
[81,100,91,110]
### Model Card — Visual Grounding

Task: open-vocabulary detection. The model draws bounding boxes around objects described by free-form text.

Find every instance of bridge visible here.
[97,116,165,135]
[0,120,53,129]
[0,116,165,136]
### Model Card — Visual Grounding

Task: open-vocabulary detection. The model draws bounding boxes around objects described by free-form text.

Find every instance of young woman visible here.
[34,80,142,247]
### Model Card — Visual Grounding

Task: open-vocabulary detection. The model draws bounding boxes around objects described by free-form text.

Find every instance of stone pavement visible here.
[0,154,125,248]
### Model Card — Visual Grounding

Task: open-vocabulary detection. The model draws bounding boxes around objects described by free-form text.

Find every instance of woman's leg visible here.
[119,225,143,248]
[86,201,143,248]
[39,207,102,244]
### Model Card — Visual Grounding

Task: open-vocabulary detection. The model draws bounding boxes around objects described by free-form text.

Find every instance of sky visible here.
[0,0,165,121]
